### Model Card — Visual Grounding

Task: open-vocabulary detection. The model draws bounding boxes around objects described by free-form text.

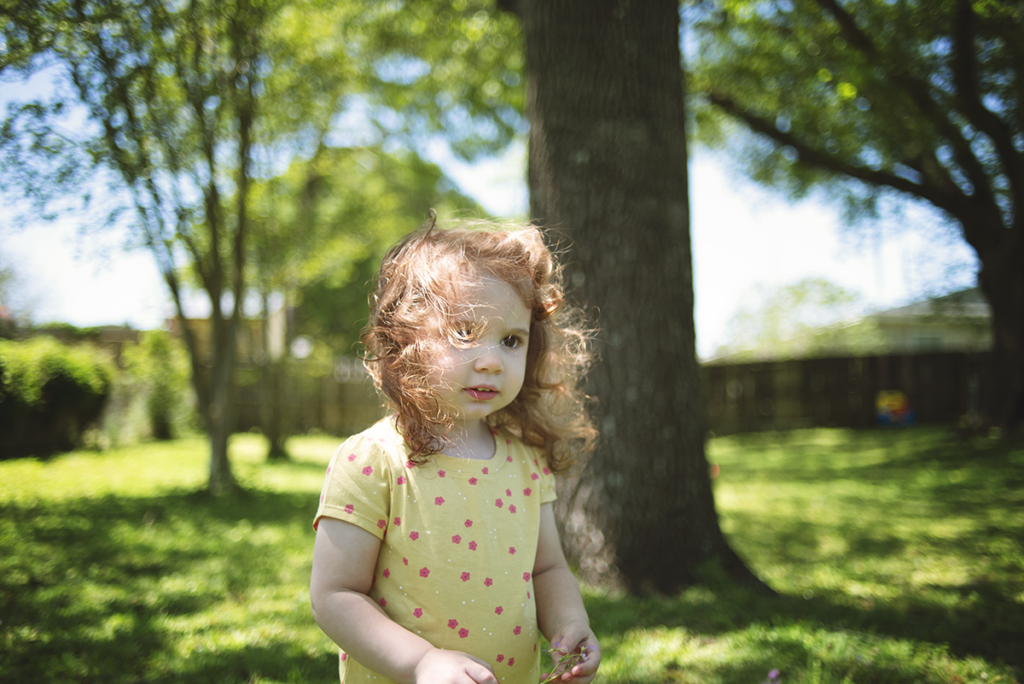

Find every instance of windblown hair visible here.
[361,214,597,473]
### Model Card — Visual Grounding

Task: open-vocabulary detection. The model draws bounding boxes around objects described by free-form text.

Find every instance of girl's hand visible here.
[414,648,498,684]
[542,622,600,684]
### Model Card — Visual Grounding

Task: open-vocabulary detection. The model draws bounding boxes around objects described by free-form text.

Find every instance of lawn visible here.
[1,428,1021,683]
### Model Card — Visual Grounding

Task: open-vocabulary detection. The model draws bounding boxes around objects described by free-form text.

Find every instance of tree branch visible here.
[814,0,1001,218]
[707,89,964,216]
[950,0,1023,221]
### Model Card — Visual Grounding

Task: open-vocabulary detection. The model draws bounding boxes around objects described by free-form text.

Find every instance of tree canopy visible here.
[0,0,524,481]
[689,0,1024,427]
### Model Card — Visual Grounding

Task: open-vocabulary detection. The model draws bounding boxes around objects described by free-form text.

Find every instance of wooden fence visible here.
[229,351,995,439]
[703,351,994,435]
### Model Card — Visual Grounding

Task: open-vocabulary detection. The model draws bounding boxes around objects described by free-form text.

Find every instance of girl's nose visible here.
[474,345,503,373]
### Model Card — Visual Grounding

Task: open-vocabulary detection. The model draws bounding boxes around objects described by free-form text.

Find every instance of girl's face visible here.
[429,277,531,433]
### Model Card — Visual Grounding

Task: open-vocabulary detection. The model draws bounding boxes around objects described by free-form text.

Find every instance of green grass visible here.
[1,428,1021,683]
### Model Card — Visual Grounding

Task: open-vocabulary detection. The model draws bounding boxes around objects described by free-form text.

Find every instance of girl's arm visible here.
[310,517,498,684]
[532,503,601,683]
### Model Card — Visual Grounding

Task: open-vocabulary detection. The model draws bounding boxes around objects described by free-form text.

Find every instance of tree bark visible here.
[508,0,767,593]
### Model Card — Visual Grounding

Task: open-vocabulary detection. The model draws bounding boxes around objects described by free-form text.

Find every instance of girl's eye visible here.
[501,335,523,349]
[453,326,476,343]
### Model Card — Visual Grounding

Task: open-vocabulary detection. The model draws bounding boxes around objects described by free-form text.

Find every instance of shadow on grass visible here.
[585,577,1023,682]
[0,488,336,684]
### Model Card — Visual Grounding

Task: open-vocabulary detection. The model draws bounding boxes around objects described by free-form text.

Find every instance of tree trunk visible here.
[260,291,290,461]
[977,256,1024,431]
[508,0,767,593]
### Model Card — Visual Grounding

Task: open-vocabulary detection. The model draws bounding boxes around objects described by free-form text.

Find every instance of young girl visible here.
[310,215,601,684]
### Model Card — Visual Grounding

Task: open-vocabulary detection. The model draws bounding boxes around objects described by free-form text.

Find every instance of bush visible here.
[0,337,115,458]
[112,330,196,442]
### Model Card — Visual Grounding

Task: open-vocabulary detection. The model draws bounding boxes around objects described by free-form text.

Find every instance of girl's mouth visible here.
[465,387,499,400]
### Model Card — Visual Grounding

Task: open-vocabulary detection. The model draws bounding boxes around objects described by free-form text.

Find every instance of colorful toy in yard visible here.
[876,390,916,427]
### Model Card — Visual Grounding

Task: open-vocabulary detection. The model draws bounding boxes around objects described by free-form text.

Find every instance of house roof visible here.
[870,287,990,321]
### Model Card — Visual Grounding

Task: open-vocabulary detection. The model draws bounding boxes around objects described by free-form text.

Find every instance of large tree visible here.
[1,0,283,492]
[499,0,764,594]
[689,0,1024,429]
[0,0,373,490]
[0,0,519,484]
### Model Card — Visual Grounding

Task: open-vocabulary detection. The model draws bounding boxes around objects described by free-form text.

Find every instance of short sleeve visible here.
[314,435,394,539]
[536,451,558,505]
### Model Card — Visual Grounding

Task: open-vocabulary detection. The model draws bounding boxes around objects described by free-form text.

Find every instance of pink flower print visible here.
[435,496,445,506]
[344,504,354,515]
[506,489,512,496]
[469,541,478,551]
[362,465,373,476]
[459,628,469,639]
[531,472,540,481]
[513,626,521,635]
[383,568,390,578]
[376,519,386,529]
[405,460,415,469]
[438,470,446,478]
[543,467,551,475]
[393,517,401,526]
[496,499,503,508]
[448,619,459,629]
[469,477,478,485]
[527,591,531,599]
[420,567,430,578]
[397,475,406,485]
[509,546,516,555]
[485,578,493,587]
[452,534,462,544]
[320,494,324,503]
[523,572,531,581]
[403,557,409,565]
[326,466,332,474]
[379,597,387,607]
[410,531,419,540]
[482,467,489,474]
[524,488,532,496]
[509,505,517,514]
[348,454,356,462]
[496,655,504,663]
[413,608,423,618]
[507,455,513,462]
[464,519,473,528]
[495,606,503,615]
[461,571,471,582]
[509,657,515,666]
[341,653,347,661]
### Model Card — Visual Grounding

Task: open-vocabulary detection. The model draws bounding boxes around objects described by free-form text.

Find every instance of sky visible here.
[1,74,978,360]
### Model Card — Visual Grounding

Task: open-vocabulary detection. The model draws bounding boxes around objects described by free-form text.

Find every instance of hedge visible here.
[0,337,115,458]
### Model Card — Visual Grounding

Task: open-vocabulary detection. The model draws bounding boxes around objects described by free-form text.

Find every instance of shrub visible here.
[0,337,115,458]
[115,330,196,441]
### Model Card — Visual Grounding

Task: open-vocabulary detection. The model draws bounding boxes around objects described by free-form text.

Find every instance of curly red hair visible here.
[361,216,597,473]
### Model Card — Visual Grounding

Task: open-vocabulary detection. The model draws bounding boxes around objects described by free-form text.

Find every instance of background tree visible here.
[689,0,1024,429]
[1,0,526,476]
[1,0,312,492]
[500,0,765,594]
[713,277,885,361]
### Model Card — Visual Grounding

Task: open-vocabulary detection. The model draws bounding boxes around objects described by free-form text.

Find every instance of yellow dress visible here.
[314,417,557,684]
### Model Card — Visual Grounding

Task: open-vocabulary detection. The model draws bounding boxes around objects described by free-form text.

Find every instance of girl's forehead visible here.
[456,277,531,324]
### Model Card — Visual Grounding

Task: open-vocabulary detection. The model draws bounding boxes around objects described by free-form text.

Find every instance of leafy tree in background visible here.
[0,0,521,483]
[500,0,766,594]
[689,0,1024,429]
[1,0,280,492]
[712,277,886,361]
